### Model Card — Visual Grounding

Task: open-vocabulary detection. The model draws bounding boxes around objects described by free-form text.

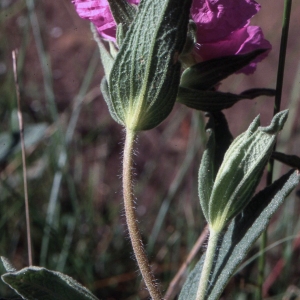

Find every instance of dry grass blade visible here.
[12,49,33,266]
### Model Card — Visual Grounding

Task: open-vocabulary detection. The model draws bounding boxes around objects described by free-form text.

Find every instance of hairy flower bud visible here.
[199,110,289,232]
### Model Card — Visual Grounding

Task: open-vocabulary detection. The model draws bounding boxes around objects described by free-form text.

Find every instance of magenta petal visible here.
[236,26,272,74]
[194,26,271,74]
[72,0,140,41]
[191,0,261,43]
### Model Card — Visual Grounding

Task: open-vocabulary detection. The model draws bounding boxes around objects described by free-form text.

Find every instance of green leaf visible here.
[109,0,192,130]
[272,151,300,170]
[198,112,233,222]
[177,87,275,112]
[208,110,288,231]
[180,49,267,91]
[1,257,17,272]
[1,267,99,300]
[180,169,300,300]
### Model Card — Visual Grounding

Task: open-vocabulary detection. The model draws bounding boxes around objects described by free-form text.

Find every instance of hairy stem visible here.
[196,228,220,300]
[123,128,162,300]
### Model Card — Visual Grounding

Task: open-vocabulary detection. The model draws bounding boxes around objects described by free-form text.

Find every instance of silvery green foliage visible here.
[199,110,288,231]
[180,169,300,300]
[1,257,17,272]
[1,264,99,300]
[108,0,192,130]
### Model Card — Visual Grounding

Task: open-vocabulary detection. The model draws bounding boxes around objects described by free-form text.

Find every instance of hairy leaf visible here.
[109,0,192,130]
[177,88,275,112]
[199,112,233,222]
[1,257,17,273]
[180,170,300,300]
[1,267,99,300]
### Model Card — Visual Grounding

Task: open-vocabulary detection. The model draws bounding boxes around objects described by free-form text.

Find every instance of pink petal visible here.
[194,26,271,74]
[72,0,139,41]
[191,0,260,43]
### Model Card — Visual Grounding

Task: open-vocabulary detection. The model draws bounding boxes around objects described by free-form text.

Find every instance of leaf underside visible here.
[109,0,192,130]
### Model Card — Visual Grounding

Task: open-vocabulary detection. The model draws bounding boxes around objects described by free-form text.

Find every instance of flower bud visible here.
[199,110,288,232]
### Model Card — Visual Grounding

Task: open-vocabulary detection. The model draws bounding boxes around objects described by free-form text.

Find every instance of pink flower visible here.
[72,0,139,41]
[72,0,271,74]
[191,0,271,74]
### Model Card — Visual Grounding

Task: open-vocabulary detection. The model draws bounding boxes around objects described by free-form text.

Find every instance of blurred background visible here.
[1,1,300,299]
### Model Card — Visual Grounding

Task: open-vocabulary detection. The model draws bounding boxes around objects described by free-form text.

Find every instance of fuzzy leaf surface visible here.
[109,0,192,130]
[180,169,300,300]
[208,111,288,230]
[1,257,17,272]
[180,49,266,90]
[198,112,233,222]
[1,267,99,300]
[177,88,275,112]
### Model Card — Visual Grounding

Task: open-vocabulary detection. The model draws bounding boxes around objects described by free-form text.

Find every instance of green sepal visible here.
[205,112,233,170]
[177,87,275,112]
[180,49,266,91]
[116,23,125,46]
[272,151,300,170]
[107,0,137,39]
[199,112,233,222]
[208,110,288,231]
[180,20,197,67]
[198,128,215,222]
[1,266,99,300]
[91,24,115,80]
[100,77,123,125]
[109,0,192,131]
[108,42,118,59]
[180,169,300,300]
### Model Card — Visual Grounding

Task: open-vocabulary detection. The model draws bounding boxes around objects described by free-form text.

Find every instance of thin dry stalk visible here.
[164,225,209,300]
[12,49,33,266]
